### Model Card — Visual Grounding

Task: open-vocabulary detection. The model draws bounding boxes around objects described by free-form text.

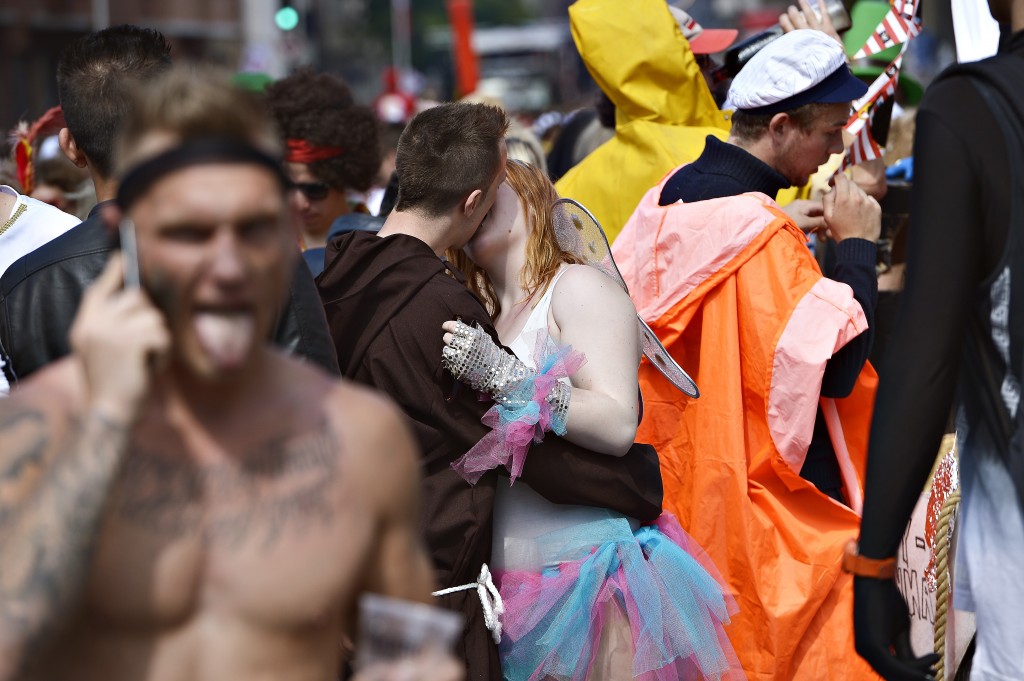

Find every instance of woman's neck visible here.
[489,249,532,341]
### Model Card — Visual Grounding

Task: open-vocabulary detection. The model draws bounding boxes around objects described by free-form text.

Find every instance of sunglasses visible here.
[289,181,331,201]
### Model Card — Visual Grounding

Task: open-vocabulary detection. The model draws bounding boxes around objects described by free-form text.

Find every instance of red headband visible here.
[285,138,344,164]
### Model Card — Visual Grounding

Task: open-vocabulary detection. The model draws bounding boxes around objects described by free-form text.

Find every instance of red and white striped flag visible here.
[852,0,921,60]
[853,11,920,58]
[841,0,920,170]
[845,53,901,132]
[843,60,901,168]
[841,120,884,171]
[841,46,905,169]
[853,54,901,112]
[842,80,895,169]
[893,0,920,22]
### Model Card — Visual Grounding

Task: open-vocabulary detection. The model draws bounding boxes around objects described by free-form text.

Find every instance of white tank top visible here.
[491,267,639,571]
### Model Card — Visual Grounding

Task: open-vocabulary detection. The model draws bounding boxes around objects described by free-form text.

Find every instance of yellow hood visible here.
[556,0,731,242]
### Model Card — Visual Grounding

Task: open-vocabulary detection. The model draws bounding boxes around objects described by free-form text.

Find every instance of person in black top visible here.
[853,4,1024,678]
[661,28,882,500]
[0,26,339,388]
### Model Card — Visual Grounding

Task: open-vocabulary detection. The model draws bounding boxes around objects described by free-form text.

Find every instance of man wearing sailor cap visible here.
[612,28,884,679]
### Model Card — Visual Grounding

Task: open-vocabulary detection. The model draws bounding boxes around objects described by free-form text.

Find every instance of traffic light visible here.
[275,1,300,31]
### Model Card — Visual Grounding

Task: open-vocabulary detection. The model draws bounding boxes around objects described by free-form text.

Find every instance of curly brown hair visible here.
[265,68,381,192]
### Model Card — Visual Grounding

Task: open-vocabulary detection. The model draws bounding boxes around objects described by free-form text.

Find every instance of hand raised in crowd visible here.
[821,173,882,244]
[851,157,890,201]
[69,253,170,421]
[782,199,827,235]
[853,577,940,680]
[780,0,843,46]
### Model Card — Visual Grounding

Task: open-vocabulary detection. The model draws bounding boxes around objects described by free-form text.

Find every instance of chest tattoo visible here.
[114,423,340,550]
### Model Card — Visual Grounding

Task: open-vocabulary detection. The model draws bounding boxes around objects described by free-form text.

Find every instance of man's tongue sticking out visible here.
[193,310,256,370]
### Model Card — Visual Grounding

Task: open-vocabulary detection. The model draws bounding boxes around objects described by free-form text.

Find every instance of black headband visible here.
[117,138,289,211]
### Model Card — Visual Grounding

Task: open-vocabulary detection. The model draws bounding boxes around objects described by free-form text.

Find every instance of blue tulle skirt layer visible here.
[497,514,744,681]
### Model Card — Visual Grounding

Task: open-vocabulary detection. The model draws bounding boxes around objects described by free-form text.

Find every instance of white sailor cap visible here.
[723,30,868,114]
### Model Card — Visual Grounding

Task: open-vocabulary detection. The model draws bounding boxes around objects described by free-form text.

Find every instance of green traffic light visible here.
[275,6,299,31]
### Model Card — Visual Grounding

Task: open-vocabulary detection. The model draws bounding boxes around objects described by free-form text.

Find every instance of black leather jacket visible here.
[0,203,340,386]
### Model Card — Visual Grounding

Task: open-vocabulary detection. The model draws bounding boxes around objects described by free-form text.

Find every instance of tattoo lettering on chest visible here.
[114,424,340,550]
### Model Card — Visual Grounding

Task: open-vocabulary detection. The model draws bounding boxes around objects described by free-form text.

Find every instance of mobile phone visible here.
[119,218,141,289]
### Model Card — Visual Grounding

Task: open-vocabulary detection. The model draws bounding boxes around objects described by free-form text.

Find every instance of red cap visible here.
[669,6,739,54]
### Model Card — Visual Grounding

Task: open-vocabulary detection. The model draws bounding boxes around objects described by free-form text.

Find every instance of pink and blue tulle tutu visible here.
[497,514,743,681]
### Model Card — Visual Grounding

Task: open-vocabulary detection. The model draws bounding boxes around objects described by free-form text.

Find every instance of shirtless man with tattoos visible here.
[0,69,445,681]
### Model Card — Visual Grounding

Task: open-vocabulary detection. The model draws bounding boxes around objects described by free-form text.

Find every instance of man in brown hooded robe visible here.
[318,102,664,680]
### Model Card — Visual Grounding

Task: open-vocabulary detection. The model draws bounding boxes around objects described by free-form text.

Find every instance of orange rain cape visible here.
[612,172,881,680]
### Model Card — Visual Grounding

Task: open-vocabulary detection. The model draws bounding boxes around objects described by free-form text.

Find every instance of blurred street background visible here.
[1,0,957,144]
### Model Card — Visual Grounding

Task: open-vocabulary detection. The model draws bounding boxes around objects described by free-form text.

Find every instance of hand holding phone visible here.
[69,253,170,420]
[119,218,141,289]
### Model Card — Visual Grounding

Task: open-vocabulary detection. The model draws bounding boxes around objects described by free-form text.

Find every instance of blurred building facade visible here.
[1,0,959,153]
[0,0,254,135]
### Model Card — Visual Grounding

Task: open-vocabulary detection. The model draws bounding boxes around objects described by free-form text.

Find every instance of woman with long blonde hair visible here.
[441,160,741,681]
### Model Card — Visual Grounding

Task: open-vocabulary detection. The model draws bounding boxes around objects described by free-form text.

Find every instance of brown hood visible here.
[317,231,452,377]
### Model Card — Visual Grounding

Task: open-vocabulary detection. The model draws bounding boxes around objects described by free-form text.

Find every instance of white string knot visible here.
[432,563,505,644]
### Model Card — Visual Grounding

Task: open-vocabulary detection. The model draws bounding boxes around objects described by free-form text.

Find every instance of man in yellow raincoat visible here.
[555,0,733,242]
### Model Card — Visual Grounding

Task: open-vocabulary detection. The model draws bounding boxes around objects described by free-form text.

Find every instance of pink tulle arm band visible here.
[452,332,585,485]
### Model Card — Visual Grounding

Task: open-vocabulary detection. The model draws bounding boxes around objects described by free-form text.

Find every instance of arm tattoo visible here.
[0,407,47,529]
[0,407,130,670]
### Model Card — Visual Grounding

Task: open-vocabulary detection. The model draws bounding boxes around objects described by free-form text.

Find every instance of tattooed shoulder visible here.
[0,401,132,668]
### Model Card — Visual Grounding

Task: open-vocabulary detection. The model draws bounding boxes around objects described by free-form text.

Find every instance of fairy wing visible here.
[551,198,699,398]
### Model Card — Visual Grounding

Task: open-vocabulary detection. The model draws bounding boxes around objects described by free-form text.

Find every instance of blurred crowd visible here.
[0,0,1020,680]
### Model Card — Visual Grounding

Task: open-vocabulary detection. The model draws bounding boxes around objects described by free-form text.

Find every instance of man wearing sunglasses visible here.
[265,69,381,252]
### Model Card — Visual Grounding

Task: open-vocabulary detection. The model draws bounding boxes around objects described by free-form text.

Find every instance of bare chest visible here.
[83,424,375,631]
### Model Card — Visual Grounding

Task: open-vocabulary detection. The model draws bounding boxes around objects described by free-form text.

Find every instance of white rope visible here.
[432,563,505,644]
